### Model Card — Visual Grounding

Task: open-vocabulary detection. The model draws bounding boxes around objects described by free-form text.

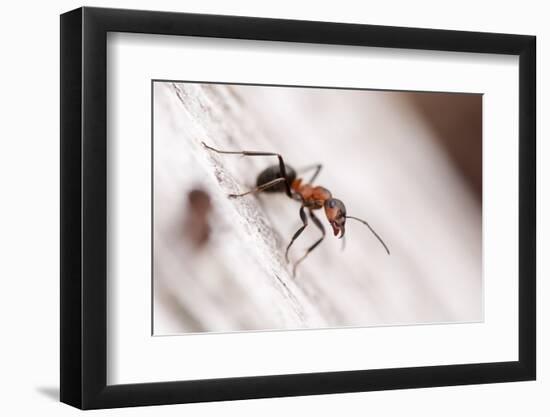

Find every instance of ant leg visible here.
[285,206,308,263]
[292,210,326,277]
[298,164,323,184]
[202,142,292,198]
[228,177,286,198]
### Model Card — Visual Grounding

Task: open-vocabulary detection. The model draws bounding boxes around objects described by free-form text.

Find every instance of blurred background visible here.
[153,81,482,335]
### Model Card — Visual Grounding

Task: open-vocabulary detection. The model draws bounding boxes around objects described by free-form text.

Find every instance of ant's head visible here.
[324,198,347,238]
[323,199,391,255]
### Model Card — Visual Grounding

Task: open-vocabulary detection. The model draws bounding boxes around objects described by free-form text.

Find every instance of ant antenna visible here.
[346,216,390,255]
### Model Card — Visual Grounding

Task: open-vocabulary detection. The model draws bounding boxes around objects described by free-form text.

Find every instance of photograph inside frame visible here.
[152,80,482,335]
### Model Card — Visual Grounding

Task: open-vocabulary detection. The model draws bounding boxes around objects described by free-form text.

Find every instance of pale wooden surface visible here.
[153,81,482,334]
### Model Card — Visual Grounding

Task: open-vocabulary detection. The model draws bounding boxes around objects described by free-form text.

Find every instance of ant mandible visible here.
[203,142,390,276]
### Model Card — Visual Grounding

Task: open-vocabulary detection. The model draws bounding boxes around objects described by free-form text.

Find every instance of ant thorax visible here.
[292,178,332,209]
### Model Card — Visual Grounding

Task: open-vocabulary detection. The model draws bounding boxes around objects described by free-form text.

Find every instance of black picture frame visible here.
[60,6,536,410]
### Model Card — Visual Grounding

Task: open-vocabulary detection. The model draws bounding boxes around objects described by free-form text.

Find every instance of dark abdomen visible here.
[256,164,296,193]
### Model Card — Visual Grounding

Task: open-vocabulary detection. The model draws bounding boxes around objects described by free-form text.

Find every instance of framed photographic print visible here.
[60,6,536,409]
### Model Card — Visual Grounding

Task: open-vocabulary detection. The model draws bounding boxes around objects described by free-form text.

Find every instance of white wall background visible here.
[0,0,544,416]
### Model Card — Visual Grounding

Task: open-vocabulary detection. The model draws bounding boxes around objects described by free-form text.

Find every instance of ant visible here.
[203,142,390,276]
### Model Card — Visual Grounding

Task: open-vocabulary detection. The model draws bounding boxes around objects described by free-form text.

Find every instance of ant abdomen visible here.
[256,164,296,193]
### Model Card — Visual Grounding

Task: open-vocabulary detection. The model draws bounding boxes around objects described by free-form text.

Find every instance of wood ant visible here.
[203,142,390,276]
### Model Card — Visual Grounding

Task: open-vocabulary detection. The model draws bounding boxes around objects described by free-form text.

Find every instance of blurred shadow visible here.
[36,386,59,401]
[184,189,212,248]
